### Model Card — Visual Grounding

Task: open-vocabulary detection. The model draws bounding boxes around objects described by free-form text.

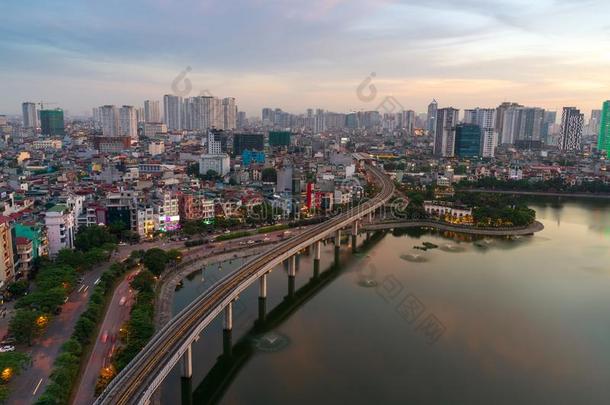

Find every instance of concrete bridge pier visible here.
[258,273,267,324]
[313,240,321,278]
[334,229,341,266]
[288,255,296,298]
[223,301,233,358]
[181,344,193,379]
[351,221,359,253]
[335,229,342,251]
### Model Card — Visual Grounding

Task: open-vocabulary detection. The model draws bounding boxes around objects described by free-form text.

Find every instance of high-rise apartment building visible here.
[559,107,584,151]
[463,108,497,157]
[163,95,182,131]
[40,109,65,136]
[495,102,522,141]
[22,102,37,129]
[399,110,416,136]
[500,107,545,148]
[223,97,237,130]
[183,96,226,131]
[434,107,459,157]
[427,99,438,134]
[100,105,119,137]
[597,101,610,157]
[144,100,161,123]
[119,105,138,143]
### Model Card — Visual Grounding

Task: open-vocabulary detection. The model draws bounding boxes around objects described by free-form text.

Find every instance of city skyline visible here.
[2,0,610,116]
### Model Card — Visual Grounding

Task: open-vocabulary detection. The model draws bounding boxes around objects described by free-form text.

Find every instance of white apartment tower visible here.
[100,105,119,137]
[223,97,237,130]
[22,102,37,129]
[119,105,138,143]
[144,100,161,123]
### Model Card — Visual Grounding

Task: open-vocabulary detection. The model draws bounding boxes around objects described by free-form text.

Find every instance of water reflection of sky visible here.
[218,201,610,404]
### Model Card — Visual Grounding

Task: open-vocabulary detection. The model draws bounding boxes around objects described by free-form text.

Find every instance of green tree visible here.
[142,248,169,275]
[74,225,117,252]
[203,170,220,181]
[9,309,42,346]
[130,271,156,293]
[6,280,29,297]
[261,167,277,183]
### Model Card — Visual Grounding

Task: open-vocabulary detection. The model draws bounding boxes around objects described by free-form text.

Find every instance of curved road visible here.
[95,164,395,405]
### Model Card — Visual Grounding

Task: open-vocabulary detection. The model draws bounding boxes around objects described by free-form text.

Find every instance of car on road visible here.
[247,240,255,245]
[0,345,15,353]
[102,331,108,343]
[119,296,127,306]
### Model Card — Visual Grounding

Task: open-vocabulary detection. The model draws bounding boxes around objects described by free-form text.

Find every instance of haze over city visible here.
[3,2,610,405]
[2,0,610,116]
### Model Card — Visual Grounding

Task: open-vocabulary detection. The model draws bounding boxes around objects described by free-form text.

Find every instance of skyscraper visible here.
[223,97,237,130]
[495,102,522,142]
[399,110,416,136]
[119,105,138,143]
[144,100,161,123]
[40,109,64,136]
[597,101,610,156]
[500,106,545,148]
[455,124,482,158]
[427,99,438,134]
[434,107,459,157]
[182,96,229,131]
[463,108,497,157]
[559,107,584,151]
[100,105,119,137]
[22,102,37,129]
[163,95,182,131]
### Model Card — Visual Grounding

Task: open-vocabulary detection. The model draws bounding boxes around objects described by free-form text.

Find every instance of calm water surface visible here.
[166,200,610,404]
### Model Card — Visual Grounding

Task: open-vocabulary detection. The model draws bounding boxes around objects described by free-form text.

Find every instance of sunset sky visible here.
[2,0,609,117]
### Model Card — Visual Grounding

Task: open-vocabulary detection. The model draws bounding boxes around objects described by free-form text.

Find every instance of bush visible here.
[216,231,252,241]
[6,280,28,297]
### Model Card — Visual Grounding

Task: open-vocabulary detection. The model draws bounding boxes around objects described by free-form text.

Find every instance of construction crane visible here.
[37,101,59,110]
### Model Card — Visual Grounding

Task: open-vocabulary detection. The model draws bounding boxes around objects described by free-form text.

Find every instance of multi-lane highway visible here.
[95,163,394,405]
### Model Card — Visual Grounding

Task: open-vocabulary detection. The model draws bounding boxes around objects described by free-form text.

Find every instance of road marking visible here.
[32,378,43,395]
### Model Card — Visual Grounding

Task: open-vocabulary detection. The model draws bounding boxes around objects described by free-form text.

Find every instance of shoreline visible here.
[362,220,545,236]
[459,189,610,200]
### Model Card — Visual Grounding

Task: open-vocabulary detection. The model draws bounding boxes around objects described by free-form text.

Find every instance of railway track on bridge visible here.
[95,164,394,405]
